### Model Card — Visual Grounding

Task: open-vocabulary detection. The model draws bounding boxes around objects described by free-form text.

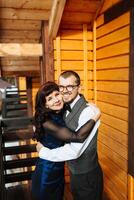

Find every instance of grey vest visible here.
[64,95,99,174]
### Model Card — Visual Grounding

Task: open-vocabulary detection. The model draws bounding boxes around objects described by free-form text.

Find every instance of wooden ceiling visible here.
[0,0,103,77]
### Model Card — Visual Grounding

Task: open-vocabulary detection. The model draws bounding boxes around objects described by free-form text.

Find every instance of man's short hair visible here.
[60,70,80,85]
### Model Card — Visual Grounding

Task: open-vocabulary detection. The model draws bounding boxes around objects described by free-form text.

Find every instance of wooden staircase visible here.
[0,88,36,200]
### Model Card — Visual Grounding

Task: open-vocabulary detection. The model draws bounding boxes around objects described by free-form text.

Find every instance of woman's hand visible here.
[92,109,101,121]
[36,142,43,152]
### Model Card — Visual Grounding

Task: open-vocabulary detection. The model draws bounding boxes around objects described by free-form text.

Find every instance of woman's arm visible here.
[42,109,100,143]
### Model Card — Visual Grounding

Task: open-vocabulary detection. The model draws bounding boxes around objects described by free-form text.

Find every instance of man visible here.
[37,70,103,200]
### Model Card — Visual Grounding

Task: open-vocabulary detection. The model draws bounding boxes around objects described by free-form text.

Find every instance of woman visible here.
[32,81,99,200]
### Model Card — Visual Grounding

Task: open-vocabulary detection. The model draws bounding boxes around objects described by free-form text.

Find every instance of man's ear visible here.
[78,85,81,93]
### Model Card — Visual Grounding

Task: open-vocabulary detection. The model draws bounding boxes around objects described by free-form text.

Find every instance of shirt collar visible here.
[70,94,80,109]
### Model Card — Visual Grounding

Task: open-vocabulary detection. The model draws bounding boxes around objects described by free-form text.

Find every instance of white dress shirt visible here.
[39,96,100,162]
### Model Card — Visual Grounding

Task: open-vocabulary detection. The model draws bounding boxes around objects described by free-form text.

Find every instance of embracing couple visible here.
[32,70,103,200]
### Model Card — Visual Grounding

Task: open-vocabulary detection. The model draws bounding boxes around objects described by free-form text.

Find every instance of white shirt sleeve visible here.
[39,104,100,162]
[39,120,100,161]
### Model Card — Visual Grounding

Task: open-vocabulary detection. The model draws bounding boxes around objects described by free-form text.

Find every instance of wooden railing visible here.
[0,120,6,200]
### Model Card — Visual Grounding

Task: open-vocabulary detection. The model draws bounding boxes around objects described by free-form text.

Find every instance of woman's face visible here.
[45,90,64,111]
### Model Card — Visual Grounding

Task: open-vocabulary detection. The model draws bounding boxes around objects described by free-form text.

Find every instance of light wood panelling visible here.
[97,40,129,59]
[97,68,128,81]
[99,123,128,147]
[54,60,93,70]
[97,25,129,49]
[98,101,128,121]
[54,70,93,81]
[99,131,127,159]
[60,30,93,40]
[54,50,93,61]
[54,40,93,51]
[97,12,130,38]
[97,55,129,70]
[96,11,129,199]
[98,142,127,172]
[100,154,127,184]
[97,91,128,107]
[100,163,127,200]
[97,81,128,94]
[96,12,130,178]
[101,113,128,134]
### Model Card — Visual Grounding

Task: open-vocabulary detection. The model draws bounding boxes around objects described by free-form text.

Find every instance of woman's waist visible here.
[37,158,64,169]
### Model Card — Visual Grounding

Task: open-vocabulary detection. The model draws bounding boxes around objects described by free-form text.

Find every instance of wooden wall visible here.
[30,1,134,199]
[54,27,94,101]
[96,10,129,200]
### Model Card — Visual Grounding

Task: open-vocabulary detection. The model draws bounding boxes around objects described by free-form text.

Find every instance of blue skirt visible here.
[32,159,65,200]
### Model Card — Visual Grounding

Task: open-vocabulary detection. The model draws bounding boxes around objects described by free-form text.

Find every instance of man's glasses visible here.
[59,84,79,92]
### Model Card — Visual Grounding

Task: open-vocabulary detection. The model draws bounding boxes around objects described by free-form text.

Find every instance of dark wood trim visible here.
[104,0,134,24]
[41,21,54,84]
[0,121,6,200]
[26,77,33,117]
[4,157,38,169]
[5,171,33,183]
[3,144,36,155]
[128,6,134,177]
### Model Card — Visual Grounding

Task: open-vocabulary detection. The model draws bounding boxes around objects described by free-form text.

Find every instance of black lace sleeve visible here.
[42,119,95,143]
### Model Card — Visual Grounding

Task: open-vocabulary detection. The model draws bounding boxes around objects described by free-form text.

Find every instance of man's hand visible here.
[36,142,43,152]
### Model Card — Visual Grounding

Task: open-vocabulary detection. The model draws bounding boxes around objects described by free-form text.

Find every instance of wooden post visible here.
[26,77,33,117]
[128,6,134,200]
[56,35,61,79]
[41,21,54,84]
[83,24,88,100]
[129,5,134,178]
[93,21,97,104]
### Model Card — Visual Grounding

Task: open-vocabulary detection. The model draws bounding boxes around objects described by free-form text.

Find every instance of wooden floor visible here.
[6,182,108,200]
[6,182,73,200]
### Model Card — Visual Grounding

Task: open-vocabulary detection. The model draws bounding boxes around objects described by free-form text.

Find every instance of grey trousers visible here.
[70,165,103,200]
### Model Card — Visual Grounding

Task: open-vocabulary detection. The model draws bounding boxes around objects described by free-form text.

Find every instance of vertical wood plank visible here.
[41,21,54,84]
[93,21,97,103]
[83,24,88,99]
[56,35,61,79]
[128,175,134,200]
[128,6,134,198]
[0,66,2,77]
[128,6,134,177]
[26,77,33,117]
[18,77,26,90]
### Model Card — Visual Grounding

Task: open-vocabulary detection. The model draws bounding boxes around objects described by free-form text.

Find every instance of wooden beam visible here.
[41,21,54,84]
[0,43,42,57]
[49,0,66,39]
[0,0,52,9]
[0,8,50,21]
[26,77,33,117]
[0,19,41,30]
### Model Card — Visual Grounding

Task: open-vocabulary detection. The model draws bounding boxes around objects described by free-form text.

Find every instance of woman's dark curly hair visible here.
[33,81,59,140]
